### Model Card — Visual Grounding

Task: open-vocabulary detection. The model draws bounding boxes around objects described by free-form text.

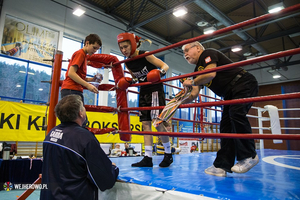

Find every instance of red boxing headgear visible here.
[117,32,141,56]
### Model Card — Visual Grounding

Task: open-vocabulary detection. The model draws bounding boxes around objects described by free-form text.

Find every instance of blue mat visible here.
[111,149,300,200]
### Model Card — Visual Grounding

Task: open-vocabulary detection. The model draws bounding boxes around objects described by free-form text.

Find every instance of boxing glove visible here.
[117,77,133,90]
[147,69,161,83]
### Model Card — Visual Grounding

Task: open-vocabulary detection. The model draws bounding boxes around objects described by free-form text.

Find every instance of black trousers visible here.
[213,73,258,172]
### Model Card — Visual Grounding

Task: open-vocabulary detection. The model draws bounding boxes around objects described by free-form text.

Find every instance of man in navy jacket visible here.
[40,94,119,199]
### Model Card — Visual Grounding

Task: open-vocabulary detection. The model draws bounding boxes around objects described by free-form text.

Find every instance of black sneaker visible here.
[131,156,153,167]
[159,153,173,167]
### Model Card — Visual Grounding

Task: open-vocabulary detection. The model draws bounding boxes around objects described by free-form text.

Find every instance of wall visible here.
[0,0,189,76]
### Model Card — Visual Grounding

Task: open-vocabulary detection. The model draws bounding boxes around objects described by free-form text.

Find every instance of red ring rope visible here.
[118,131,300,140]
[120,92,300,111]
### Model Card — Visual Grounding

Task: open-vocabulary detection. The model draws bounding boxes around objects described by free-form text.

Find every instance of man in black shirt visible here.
[41,95,119,199]
[182,42,259,177]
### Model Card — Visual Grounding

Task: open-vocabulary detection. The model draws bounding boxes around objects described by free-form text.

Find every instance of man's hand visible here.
[86,84,99,93]
[183,79,195,87]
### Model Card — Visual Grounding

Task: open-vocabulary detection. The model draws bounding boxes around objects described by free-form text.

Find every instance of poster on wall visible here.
[178,121,201,154]
[1,15,58,65]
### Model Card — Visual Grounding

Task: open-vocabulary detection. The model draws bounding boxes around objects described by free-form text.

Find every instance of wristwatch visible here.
[160,69,166,75]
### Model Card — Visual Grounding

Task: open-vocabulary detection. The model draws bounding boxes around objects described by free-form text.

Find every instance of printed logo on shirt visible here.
[49,129,64,142]
[197,65,212,88]
[204,80,212,88]
[197,65,205,71]
[205,56,211,63]
[132,66,149,81]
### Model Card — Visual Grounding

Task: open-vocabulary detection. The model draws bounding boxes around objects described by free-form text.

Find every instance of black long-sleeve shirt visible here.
[40,122,119,200]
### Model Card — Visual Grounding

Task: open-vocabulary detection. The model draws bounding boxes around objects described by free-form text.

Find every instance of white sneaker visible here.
[205,165,227,177]
[231,155,259,173]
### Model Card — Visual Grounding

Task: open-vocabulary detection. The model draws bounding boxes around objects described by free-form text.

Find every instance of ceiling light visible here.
[16,84,21,87]
[273,75,281,79]
[73,7,85,17]
[173,6,188,17]
[243,52,252,57]
[203,27,216,34]
[19,71,26,73]
[231,45,242,52]
[268,2,285,13]
[196,21,208,27]
[39,88,43,91]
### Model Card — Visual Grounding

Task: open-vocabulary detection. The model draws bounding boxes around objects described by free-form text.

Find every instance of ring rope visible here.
[117,131,300,140]
[130,47,300,87]
[120,92,300,112]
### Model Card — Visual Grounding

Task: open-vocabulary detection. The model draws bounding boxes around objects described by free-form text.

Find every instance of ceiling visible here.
[74,0,300,86]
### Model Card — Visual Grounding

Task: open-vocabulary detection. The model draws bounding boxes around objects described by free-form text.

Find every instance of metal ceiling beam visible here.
[128,0,195,31]
[218,26,300,52]
[194,0,269,56]
[106,0,127,13]
[247,59,300,72]
[128,0,148,28]
[255,0,298,51]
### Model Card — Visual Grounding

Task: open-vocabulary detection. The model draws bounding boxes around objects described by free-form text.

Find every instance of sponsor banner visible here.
[1,15,58,65]
[178,121,200,153]
[0,101,144,143]
[178,139,200,154]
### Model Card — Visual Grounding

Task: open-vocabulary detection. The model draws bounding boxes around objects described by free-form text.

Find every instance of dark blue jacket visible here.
[40,122,119,200]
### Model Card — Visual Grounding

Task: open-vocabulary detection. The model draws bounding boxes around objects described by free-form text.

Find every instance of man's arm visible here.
[183,63,217,87]
[85,136,119,191]
[182,85,201,104]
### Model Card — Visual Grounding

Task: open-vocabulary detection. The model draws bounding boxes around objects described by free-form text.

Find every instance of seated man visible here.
[124,143,138,156]
[41,95,119,199]
[110,143,122,156]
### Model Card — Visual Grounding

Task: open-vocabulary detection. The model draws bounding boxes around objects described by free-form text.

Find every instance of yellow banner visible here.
[0,101,145,143]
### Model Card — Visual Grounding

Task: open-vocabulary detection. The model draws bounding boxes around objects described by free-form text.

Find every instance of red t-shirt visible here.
[61,49,87,92]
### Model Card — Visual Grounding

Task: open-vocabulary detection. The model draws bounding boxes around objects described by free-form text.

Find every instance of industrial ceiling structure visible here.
[71,0,300,85]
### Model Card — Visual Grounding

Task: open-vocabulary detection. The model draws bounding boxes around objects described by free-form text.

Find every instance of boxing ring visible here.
[17,4,300,200]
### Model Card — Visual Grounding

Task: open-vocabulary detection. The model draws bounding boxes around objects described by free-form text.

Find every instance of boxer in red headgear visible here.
[117,32,173,168]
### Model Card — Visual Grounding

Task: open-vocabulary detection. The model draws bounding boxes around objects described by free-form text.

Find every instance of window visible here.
[0,54,52,104]
[0,57,27,101]
[61,37,82,70]
[25,63,51,103]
